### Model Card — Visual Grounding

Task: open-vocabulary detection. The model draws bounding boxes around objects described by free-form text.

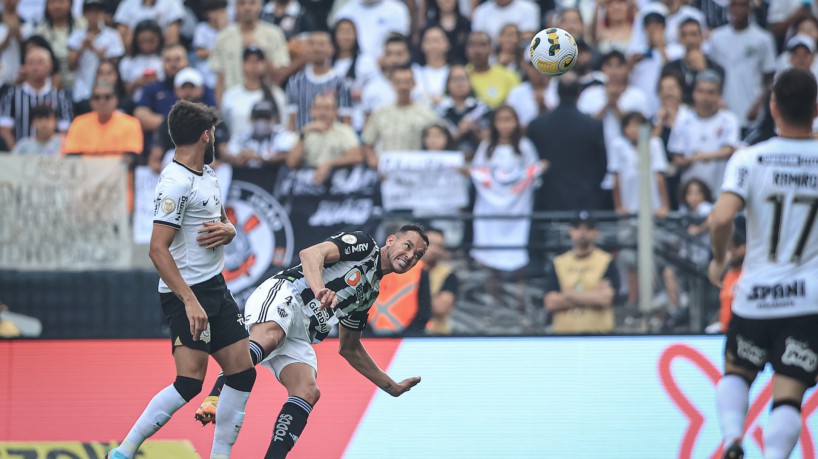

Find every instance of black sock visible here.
[264,396,313,459]
[207,340,266,397]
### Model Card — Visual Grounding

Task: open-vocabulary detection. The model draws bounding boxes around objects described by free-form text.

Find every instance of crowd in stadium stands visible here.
[1,0,808,333]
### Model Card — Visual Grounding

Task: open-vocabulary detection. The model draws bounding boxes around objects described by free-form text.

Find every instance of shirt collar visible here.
[22,79,53,96]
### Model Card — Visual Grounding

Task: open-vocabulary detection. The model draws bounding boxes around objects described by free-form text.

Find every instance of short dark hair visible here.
[385,34,410,50]
[679,17,701,33]
[601,50,626,67]
[557,73,581,104]
[620,111,647,132]
[167,100,221,147]
[396,224,430,246]
[773,68,817,127]
[30,104,55,122]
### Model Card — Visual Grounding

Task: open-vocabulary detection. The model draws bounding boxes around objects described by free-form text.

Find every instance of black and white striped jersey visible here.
[275,231,382,332]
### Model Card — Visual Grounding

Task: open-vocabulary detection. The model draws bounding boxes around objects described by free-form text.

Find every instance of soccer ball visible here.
[529,28,578,76]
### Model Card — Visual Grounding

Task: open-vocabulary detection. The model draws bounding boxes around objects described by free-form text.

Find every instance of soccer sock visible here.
[211,368,257,459]
[716,374,750,447]
[763,400,802,459]
[116,377,201,458]
[207,340,265,397]
[264,396,313,459]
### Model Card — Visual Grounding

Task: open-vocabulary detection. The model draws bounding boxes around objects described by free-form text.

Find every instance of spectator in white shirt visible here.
[628,9,684,115]
[67,0,125,103]
[0,0,31,87]
[361,35,421,116]
[774,17,818,77]
[221,46,286,138]
[506,54,555,127]
[577,50,650,160]
[119,19,163,100]
[192,0,228,89]
[628,0,707,56]
[332,18,381,131]
[668,70,739,196]
[708,0,776,131]
[768,0,818,43]
[471,0,540,45]
[333,0,410,60]
[225,99,296,167]
[113,0,185,48]
[413,26,450,108]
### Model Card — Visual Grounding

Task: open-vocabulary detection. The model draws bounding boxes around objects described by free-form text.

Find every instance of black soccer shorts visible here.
[160,274,249,354]
[725,313,818,387]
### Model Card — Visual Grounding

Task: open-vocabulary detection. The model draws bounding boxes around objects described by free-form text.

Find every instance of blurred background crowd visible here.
[0,0,798,338]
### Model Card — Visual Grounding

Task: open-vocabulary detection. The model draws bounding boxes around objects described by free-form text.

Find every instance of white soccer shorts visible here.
[243,278,318,380]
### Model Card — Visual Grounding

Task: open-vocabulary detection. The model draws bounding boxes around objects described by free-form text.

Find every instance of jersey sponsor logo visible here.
[759,154,818,167]
[341,234,358,244]
[306,298,333,343]
[747,280,806,301]
[773,172,818,188]
[345,268,362,287]
[737,166,748,188]
[272,413,293,443]
[344,242,370,255]
[781,337,818,372]
[161,197,176,214]
[175,196,187,222]
[236,313,245,326]
[222,181,294,298]
[203,198,209,206]
[736,335,767,367]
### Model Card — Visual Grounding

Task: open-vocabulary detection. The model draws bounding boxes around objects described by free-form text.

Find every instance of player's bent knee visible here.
[174,376,204,402]
[724,364,757,386]
[225,367,257,392]
[251,322,285,350]
[291,385,320,406]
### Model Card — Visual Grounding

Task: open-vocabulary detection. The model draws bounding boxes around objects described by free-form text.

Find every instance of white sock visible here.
[211,385,251,459]
[764,404,802,459]
[716,374,750,447]
[115,385,186,458]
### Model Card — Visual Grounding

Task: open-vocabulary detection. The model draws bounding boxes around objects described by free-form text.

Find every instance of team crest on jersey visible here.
[222,181,295,298]
[345,268,362,287]
[160,197,176,214]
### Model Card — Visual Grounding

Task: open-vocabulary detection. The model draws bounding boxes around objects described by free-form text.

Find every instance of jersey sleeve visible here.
[153,175,192,229]
[340,307,370,331]
[327,231,378,262]
[720,149,753,201]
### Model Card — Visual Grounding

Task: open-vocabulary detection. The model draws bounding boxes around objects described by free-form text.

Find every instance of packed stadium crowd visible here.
[0,0,806,335]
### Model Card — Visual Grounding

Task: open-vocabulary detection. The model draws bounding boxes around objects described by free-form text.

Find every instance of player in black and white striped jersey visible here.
[195,225,428,458]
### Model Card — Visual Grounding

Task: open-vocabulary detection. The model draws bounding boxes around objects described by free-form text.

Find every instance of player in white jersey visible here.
[709,68,818,459]
[194,225,428,458]
[107,101,256,459]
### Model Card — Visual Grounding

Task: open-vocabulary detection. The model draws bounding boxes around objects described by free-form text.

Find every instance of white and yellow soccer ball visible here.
[529,27,578,76]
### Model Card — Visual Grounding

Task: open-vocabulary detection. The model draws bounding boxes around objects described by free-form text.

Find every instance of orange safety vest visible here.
[367,261,424,334]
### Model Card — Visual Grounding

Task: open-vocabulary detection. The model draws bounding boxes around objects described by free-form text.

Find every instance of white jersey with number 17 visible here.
[722,137,818,319]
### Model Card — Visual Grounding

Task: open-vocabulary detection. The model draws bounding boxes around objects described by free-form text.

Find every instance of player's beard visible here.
[204,137,215,164]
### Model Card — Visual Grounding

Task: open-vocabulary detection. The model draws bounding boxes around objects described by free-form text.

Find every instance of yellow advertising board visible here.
[0,441,200,459]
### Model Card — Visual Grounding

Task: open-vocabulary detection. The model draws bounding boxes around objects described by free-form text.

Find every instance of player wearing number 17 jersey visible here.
[709,68,818,459]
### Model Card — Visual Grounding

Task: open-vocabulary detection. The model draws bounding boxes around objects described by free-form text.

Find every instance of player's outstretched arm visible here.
[338,326,420,397]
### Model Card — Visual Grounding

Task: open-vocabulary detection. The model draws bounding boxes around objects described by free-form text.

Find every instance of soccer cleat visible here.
[722,442,744,459]
[194,395,219,425]
[104,450,128,459]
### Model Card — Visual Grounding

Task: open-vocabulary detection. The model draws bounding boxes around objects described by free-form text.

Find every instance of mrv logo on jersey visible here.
[344,243,369,255]
[748,280,806,301]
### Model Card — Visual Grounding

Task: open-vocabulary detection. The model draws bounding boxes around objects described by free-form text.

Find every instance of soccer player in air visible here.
[194,225,427,458]
[107,101,256,459]
[709,68,818,459]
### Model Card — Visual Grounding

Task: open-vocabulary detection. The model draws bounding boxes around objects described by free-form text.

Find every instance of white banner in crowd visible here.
[378,151,468,212]
[0,156,131,270]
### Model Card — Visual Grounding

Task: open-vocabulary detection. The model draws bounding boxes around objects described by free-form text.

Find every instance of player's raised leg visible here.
[195,310,285,425]
[107,347,208,459]
[209,338,256,459]
[265,362,320,459]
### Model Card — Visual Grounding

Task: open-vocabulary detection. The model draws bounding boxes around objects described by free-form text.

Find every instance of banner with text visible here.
[378,151,468,211]
[0,156,131,270]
